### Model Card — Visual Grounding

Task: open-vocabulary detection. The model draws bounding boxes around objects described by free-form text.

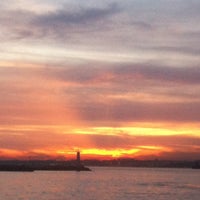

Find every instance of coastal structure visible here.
[76,151,81,166]
[0,151,91,172]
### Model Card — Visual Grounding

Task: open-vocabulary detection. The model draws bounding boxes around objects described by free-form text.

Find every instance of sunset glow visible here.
[0,0,200,161]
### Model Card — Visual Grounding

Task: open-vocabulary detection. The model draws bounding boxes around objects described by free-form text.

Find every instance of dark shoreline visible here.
[83,159,200,169]
[0,159,199,171]
[0,160,91,172]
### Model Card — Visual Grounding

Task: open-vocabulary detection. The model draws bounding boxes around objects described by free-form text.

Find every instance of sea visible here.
[0,167,199,200]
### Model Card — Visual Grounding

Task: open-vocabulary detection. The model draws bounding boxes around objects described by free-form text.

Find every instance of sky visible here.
[0,0,200,160]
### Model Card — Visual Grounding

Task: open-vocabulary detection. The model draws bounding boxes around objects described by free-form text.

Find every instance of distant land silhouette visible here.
[82,158,200,169]
[0,158,199,171]
[0,152,91,172]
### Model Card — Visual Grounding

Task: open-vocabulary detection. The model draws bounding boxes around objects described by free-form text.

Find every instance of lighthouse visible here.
[74,151,91,171]
[76,151,81,166]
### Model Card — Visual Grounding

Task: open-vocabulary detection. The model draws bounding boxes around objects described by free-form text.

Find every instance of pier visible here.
[0,152,91,172]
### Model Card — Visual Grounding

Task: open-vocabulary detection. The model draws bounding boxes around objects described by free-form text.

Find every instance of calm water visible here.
[0,167,200,200]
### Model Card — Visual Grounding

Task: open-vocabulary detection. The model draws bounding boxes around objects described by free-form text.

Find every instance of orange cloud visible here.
[1,124,200,160]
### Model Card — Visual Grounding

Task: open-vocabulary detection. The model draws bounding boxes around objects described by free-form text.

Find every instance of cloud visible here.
[46,62,200,85]
[35,3,119,26]
[1,128,200,150]
[42,63,200,114]
[1,1,200,161]
[113,64,200,85]
[0,66,77,126]
[75,100,200,124]
[1,0,200,63]
[0,131,199,160]
[1,63,200,125]
[0,2,120,41]
[158,151,200,161]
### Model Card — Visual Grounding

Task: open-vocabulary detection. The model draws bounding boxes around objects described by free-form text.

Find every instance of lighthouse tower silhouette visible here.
[76,151,81,166]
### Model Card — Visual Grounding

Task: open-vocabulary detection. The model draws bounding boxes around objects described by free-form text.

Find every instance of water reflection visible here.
[0,167,200,200]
